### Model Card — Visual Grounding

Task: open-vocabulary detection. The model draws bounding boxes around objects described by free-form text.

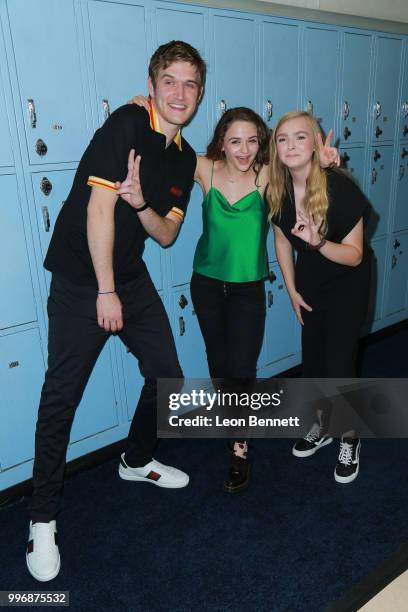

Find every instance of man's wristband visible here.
[98,290,116,295]
[135,201,150,213]
[309,238,326,251]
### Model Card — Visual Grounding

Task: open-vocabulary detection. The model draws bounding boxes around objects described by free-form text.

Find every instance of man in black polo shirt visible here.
[26,41,205,582]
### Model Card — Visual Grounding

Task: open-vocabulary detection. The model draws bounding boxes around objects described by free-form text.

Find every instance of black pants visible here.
[31,272,182,522]
[190,271,266,411]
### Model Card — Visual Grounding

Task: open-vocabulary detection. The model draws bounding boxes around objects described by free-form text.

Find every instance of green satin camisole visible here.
[193,165,269,282]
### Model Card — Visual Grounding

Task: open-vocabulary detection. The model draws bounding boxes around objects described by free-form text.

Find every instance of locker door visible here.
[397,42,408,141]
[86,0,148,126]
[385,232,408,315]
[371,36,403,143]
[211,12,257,122]
[0,328,44,470]
[304,27,340,139]
[340,147,366,191]
[366,145,394,239]
[261,20,300,128]
[120,343,145,422]
[172,286,208,378]
[7,0,89,164]
[69,339,119,443]
[0,20,13,167]
[152,2,208,153]
[266,225,275,264]
[394,145,408,232]
[0,174,37,329]
[367,237,386,324]
[170,182,203,287]
[31,170,76,286]
[263,265,298,367]
[340,32,372,145]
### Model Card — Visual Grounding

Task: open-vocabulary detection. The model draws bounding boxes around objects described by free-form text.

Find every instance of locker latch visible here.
[178,294,188,309]
[35,138,48,156]
[373,150,381,162]
[178,316,185,336]
[40,177,52,196]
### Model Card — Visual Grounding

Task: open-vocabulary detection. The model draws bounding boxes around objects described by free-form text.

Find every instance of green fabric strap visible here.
[193,185,269,282]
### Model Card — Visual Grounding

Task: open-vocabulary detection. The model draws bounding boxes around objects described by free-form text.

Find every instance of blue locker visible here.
[85,0,149,126]
[0,22,13,167]
[304,26,340,139]
[211,12,257,122]
[367,237,386,324]
[371,36,403,143]
[0,174,37,329]
[394,144,408,232]
[172,286,208,378]
[340,147,366,191]
[170,182,203,287]
[397,41,408,141]
[31,170,76,288]
[261,20,300,127]
[340,32,373,145]
[262,264,298,367]
[0,328,44,470]
[367,145,394,238]
[385,232,408,315]
[152,2,208,153]
[7,0,90,164]
[119,343,145,422]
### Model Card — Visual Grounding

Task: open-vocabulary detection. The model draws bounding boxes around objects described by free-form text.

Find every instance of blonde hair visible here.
[267,111,329,237]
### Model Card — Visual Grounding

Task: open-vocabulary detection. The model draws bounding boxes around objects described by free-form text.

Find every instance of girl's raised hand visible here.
[316,128,340,168]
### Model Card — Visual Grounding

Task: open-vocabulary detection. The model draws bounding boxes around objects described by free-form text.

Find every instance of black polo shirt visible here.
[44,104,196,286]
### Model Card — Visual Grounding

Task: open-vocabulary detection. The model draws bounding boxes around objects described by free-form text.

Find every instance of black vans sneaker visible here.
[292,423,333,457]
[334,437,361,483]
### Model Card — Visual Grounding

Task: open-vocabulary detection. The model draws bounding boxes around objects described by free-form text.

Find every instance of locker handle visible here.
[403,125,408,137]
[219,99,227,115]
[371,168,377,184]
[306,100,313,115]
[374,101,381,118]
[27,99,37,128]
[373,150,381,162]
[399,165,405,180]
[102,99,111,121]
[375,126,383,139]
[394,239,401,249]
[343,101,349,120]
[402,101,408,118]
[178,316,185,336]
[402,147,408,159]
[40,177,53,196]
[42,206,50,232]
[267,290,273,308]
[265,100,273,121]
[391,254,397,269]
[343,126,351,140]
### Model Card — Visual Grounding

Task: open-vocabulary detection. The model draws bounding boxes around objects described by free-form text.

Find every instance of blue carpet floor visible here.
[1,322,407,611]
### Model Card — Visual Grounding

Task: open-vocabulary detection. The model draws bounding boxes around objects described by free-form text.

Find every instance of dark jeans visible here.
[31,271,182,522]
[191,272,266,445]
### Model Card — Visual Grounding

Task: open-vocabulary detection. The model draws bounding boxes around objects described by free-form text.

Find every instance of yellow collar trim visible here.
[148,99,182,151]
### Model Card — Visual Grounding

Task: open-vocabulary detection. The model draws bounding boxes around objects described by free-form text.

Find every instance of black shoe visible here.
[334,437,361,483]
[223,453,250,493]
[292,423,333,457]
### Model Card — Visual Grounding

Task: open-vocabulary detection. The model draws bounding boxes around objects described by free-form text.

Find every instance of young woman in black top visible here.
[268,110,371,483]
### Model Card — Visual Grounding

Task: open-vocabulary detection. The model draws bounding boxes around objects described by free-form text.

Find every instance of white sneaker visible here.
[118,454,189,488]
[26,520,60,582]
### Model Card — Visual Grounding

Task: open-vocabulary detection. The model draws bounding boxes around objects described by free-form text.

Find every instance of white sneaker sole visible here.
[26,554,61,582]
[118,465,189,488]
[334,463,359,484]
[292,437,333,458]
